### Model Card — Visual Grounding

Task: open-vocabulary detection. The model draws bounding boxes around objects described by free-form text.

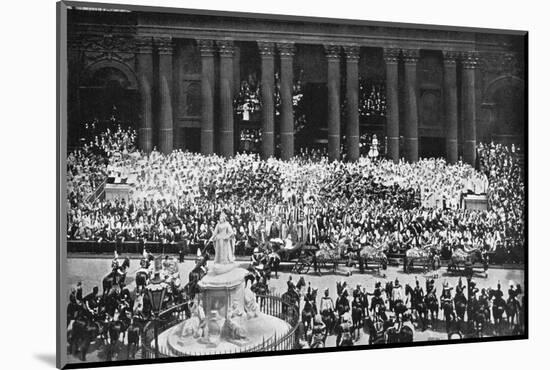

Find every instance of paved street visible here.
[67,256,524,300]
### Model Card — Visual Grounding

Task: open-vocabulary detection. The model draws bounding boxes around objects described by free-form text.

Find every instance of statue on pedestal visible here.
[207,212,237,274]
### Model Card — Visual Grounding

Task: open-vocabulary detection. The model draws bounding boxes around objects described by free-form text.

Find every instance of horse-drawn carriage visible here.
[260,238,320,275]
[447,248,489,278]
[357,245,388,273]
[290,244,321,274]
[403,246,441,273]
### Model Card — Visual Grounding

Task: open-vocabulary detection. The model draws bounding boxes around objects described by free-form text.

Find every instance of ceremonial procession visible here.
[61,3,526,366]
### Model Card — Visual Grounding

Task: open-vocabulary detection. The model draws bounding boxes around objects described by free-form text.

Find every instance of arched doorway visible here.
[72,60,139,147]
[482,76,525,146]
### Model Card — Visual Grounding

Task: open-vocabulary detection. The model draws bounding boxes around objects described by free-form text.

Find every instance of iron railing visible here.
[140,294,300,358]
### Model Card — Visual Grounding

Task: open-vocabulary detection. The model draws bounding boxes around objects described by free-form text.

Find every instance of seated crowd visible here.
[67,126,525,263]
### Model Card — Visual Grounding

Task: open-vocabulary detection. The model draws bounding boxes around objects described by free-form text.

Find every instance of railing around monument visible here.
[140,294,300,358]
[141,302,187,359]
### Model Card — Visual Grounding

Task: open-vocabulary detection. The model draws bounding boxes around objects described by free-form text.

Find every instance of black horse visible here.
[266,252,281,278]
[386,322,414,343]
[68,311,100,362]
[301,288,318,332]
[405,284,428,331]
[454,289,468,331]
[126,315,146,360]
[363,308,392,344]
[281,276,306,315]
[102,257,130,295]
[440,298,455,333]
[488,289,507,333]
[425,292,439,326]
[506,297,521,329]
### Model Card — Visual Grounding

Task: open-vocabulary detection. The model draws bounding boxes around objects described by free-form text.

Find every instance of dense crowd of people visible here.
[358,80,386,118]
[66,128,526,360]
[67,125,525,263]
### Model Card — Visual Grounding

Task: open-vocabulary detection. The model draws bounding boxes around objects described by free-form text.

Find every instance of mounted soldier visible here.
[336,312,354,347]
[319,288,336,335]
[391,279,407,321]
[310,314,327,348]
[412,278,424,309]
[368,281,386,316]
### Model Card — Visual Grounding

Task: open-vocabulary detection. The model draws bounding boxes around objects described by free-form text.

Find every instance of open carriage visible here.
[357,245,388,273]
[403,246,441,273]
[447,248,489,278]
[291,244,322,274]
[269,238,306,262]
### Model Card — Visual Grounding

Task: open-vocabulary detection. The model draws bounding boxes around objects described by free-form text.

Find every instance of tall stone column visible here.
[277,42,295,161]
[325,44,342,162]
[402,49,419,163]
[461,51,478,166]
[157,37,174,154]
[217,40,236,158]
[443,51,459,164]
[198,40,216,156]
[258,41,275,159]
[384,48,401,163]
[136,36,154,153]
[344,45,360,162]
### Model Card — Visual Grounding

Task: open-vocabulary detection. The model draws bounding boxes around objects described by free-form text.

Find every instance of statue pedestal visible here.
[161,263,293,355]
[198,266,248,321]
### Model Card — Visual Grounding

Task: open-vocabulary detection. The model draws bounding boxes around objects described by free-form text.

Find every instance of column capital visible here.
[277,42,295,58]
[257,41,276,57]
[216,40,235,57]
[197,39,216,56]
[461,51,479,69]
[402,49,420,64]
[383,48,401,64]
[442,50,460,66]
[343,45,360,61]
[155,37,173,55]
[324,44,342,60]
[135,36,154,54]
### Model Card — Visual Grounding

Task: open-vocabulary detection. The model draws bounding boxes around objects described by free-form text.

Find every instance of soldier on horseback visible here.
[83,286,100,317]
[310,314,327,348]
[426,277,436,296]
[478,288,491,322]
[368,281,386,316]
[412,278,424,310]
[251,247,263,267]
[335,288,351,319]
[109,251,129,286]
[492,282,505,306]
[319,288,335,335]
[391,279,407,321]
[440,281,455,332]
[336,312,354,347]
[507,281,520,311]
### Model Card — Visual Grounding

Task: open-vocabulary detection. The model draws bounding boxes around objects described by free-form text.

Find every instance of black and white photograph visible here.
[56,1,527,368]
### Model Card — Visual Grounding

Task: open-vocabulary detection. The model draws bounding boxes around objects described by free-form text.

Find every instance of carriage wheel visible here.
[297,259,307,274]
[298,261,310,274]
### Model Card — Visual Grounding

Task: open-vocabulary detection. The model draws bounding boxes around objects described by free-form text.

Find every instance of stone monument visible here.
[163,212,291,355]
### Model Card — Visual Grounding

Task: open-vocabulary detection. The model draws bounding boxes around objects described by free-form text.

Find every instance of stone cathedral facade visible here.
[67,7,525,165]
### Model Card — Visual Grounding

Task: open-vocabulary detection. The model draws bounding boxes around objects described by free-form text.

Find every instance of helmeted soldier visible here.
[412,278,424,308]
